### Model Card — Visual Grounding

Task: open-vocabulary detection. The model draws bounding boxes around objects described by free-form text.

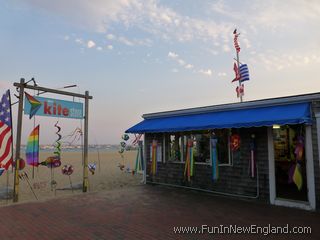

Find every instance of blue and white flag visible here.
[239,64,250,82]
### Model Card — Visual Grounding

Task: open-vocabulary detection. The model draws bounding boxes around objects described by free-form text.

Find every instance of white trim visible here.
[315,112,320,169]
[267,127,276,204]
[142,134,147,184]
[274,199,313,211]
[163,133,166,163]
[305,126,316,210]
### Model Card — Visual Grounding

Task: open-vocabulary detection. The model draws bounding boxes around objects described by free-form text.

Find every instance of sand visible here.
[0,150,142,206]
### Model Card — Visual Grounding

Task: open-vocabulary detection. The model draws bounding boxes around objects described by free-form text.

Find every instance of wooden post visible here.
[83,91,89,192]
[13,78,25,202]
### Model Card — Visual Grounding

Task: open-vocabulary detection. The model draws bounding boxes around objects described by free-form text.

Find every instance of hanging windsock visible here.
[249,134,256,178]
[210,134,219,181]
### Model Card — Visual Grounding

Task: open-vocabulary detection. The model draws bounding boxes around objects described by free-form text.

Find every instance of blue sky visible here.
[1,0,320,144]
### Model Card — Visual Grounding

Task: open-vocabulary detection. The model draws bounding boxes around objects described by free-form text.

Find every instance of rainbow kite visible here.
[26,125,40,166]
[184,139,194,182]
[25,92,42,119]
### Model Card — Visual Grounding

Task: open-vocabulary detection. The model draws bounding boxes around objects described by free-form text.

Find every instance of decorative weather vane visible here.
[231,29,250,102]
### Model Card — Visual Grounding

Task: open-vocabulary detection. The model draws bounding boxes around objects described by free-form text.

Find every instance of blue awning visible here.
[126,103,311,133]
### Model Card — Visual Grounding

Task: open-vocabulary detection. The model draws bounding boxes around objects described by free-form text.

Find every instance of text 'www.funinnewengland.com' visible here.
[173,224,312,236]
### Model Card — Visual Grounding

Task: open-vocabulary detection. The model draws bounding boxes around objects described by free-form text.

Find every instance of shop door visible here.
[273,125,308,202]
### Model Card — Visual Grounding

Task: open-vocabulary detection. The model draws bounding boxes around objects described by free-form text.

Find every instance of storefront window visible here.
[214,129,232,165]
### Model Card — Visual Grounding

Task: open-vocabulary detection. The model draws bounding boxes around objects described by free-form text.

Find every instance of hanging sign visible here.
[24,95,83,119]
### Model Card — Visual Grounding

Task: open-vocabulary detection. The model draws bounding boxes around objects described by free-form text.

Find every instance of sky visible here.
[0,0,320,144]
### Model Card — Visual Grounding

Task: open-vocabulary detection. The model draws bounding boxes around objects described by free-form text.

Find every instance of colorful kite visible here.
[184,139,194,182]
[25,92,42,119]
[150,140,157,176]
[210,135,219,181]
[26,125,40,166]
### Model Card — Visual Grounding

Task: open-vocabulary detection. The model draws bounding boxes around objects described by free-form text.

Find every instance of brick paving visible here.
[0,185,319,240]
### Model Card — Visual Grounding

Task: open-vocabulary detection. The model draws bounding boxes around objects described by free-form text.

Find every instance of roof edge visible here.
[143,92,320,119]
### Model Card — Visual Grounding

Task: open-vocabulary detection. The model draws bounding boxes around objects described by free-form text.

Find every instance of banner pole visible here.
[13,78,25,202]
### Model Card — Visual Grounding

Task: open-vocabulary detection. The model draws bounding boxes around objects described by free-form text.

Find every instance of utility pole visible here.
[83,91,89,192]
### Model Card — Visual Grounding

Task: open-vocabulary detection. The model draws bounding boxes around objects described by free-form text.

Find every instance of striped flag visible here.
[233,29,240,53]
[0,90,13,170]
[232,62,240,82]
[239,64,250,82]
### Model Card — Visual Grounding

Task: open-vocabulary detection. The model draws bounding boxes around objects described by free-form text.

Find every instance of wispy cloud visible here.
[168,51,212,77]
[87,40,96,48]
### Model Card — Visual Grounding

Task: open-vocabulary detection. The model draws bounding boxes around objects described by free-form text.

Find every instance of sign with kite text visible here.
[24,94,83,119]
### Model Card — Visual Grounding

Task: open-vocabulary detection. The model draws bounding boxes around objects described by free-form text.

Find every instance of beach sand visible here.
[0,150,142,206]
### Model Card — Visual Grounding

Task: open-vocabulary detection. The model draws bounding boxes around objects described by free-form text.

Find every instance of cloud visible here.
[107,45,113,50]
[185,64,194,69]
[87,40,96,48]
[218,72,227,77]
[96,46,103,51]
[64,35,70,41]
[106,34,116,40]
[168,51,178,59]
[118,36,134,46]
[199,69,212,76]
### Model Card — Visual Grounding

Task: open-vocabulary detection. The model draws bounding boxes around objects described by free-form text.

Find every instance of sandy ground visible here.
[0,150,142,206]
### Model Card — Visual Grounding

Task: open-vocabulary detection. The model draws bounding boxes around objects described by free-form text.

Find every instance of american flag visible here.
[233,29,240,53]
[0,90,13,170]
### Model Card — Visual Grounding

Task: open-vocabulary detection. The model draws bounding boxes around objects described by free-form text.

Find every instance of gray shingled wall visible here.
[145,127,270,201]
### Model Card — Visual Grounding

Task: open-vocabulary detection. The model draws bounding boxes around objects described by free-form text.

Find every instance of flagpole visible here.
[236,50,242,103]
[13,78,25,202]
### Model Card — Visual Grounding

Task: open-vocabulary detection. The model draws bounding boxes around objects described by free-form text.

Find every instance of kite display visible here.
[88,163,96,175]
[54,121,62,157]
[230,134,241,152]
[134,141,144,174]
[239,64,250,82]
[24,92,42,119]
[40,156,61,168]
[132,134,142,146]
[62,165,74,192]
[292,163,303,191]
[26,125,40,166]
[249,134,256,178]
[210,134,219,181]
[236,84,244,98]
[62,165,74,175]
[150,140,157,176]
[0,90,13,170]
[184,139,194,182]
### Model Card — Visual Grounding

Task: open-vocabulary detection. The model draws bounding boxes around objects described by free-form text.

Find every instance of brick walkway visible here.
[0,185,319,240]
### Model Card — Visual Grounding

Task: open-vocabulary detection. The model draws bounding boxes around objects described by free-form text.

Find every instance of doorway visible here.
[272,124,308,201]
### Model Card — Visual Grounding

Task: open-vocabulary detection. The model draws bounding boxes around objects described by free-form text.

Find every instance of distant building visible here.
[126,93,320,211]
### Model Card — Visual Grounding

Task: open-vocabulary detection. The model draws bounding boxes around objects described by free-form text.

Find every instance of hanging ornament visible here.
[62,165,74,175]
[54,121,62,157]
[230,134,241,151]
[120,141,126,148]
[13,158,26,170]
[294,136,304,161]
[122,134,129,141]
[88,163,96,175]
